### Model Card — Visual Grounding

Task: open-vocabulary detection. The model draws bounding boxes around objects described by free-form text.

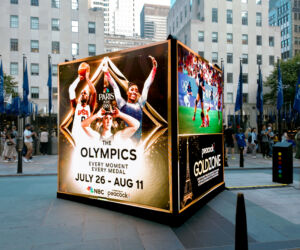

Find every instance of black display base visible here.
[57,183,225,227]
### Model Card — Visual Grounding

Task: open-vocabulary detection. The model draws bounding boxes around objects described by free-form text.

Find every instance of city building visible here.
[167,0,281,127]
[104,34,154,53]
[89,0,139,37]
[269,0,300,58]
[140,4,169,41]
[0,0,104,115]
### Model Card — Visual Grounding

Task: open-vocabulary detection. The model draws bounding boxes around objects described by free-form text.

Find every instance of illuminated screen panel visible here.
[58,41,171,212]
[177,43,223,135]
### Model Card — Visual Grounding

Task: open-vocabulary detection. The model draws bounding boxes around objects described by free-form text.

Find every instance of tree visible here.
[264,55,300,107]
[3,72,18,97]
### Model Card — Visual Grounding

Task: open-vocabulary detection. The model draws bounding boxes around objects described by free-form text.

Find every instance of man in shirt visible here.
[23,124,36,163]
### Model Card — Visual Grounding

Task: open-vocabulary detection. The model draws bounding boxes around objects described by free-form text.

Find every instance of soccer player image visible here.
[183,81,193,107]
[192,68,205,127]
[103,55,158,144]
[201,107,211,128]
[81,107,140,142]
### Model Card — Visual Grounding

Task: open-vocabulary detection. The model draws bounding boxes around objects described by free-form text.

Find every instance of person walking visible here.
[225,123,235,159]
[248,128,258,158]
[39,128,49,155]
[235,128,246,167]
[267,125,275,157]
[23,124,36,163]
[295,127,300,159]
[261,125,269,159]
[2,128,17,162]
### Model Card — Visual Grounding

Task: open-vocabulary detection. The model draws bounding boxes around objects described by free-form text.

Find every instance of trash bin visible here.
[272,141,293,184]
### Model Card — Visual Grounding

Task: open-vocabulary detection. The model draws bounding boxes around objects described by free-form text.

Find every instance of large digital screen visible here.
[177,43,223,135]
[58,41,171,212]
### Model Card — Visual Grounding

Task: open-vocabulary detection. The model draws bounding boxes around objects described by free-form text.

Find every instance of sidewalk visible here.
[1,155,300,249]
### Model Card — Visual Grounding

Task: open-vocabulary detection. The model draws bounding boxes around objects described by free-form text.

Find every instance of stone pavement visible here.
[1,154,300,249]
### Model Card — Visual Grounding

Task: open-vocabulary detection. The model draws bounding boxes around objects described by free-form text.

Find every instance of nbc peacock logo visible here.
[87,186,94,193]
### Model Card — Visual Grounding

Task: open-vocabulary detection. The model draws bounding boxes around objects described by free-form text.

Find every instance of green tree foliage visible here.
[3,72,18,97]
[264,55,300,106]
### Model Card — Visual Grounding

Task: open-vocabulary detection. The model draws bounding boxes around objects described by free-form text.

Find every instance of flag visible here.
[256,65,263,115]
[235,61,243,112]
[23,57,29,116]
[47,56,52,114]
[293,69,300,113]
[277,62,283,110]
[0,59,4,113]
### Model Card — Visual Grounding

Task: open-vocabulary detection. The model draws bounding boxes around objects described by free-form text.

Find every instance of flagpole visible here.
[240,58,243,129]
[277,58,282,141]
[48,54,52,155]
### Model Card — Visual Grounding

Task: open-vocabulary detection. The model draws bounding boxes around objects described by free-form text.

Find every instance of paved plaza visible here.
[0,154,300,249]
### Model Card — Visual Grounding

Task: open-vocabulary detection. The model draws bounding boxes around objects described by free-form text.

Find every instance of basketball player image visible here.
[192,68,205,127]
[64,62,100,145]
[103,55,157,144]
[81,107,140,142]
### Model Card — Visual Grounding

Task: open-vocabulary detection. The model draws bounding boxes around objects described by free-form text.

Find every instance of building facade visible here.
[104,34,154,53]
[140,4,169,41]
[168,0,281,127]
[269,0,300,58]
[1,0,104,114]
[90,0,139,37]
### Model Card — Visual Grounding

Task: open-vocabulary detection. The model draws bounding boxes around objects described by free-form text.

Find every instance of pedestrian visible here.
[248,128,258,158]
[267,125,274,157]
[235,128,246,155]
[2,128,17,162]
[39,128,49,155]
[23,124,36,163]
[295,127,300,159]
[225,123,235,159]
[281,130,288,142]
[1,127,7,156]
[261,125,269,159]
[245,127,251,153]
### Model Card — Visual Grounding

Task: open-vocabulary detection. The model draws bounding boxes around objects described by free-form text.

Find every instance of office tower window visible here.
[212,52,218,63]
[72,0,79,10]
[256,12,262,26]
[242,54,248,64]
[198,31,204,41]
[227,93,233,103]
[30,17,39,30]
[212,32,218,43]
[256,35,262,45]
[242,74,248,84]
[52,18,60,31]
[227,73,233,83]
[257,54,262,64]
[242,93,248,103]
[31,0,38,6]
[52,0,60,8]
[10,39,18,51]
[242,34,248,44]
[10,62,18,75]
[198,51,204,57]
[72,21,78,32]
[88,22,96,34]
[227,53,233,64]
[269,55,275,65]
[212,8,218,23]
[88,44,96,56]
[227,9,233,24]
[72,43,79,56]
[242,11,248,25]
[52,41,60,54]
[53,87,58,99]
[52,64,58,76]
[31,87,39,98]
[10,15,19,28]
[11,0,18,4]
[241,0,247,3]
[227,33,233,44]
[31,40,39,53]
[31,64,39,76]
[256,0,261,4]
[269,36,274,46]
